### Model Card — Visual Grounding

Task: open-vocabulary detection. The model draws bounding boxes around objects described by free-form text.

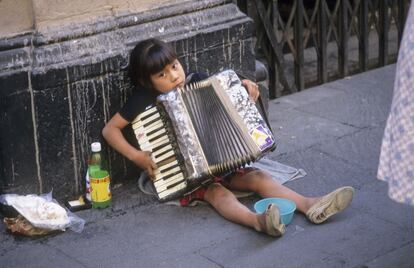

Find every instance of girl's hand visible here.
[242,79,260,102]
[131,151,158,180]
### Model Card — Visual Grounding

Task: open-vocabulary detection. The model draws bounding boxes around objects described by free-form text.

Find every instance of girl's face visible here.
[150,59,186,93]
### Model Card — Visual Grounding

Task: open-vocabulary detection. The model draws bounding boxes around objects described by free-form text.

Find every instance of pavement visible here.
[1,64,414,268]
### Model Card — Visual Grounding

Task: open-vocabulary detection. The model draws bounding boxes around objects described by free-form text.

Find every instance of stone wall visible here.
[0,0,34,37]
[0,0,255,200]
[0,0,187,37]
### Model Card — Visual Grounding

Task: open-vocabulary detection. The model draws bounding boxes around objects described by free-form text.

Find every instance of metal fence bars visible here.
[238,0,411,98]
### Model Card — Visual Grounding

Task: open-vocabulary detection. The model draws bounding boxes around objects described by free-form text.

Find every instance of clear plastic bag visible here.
[0,191,85,233]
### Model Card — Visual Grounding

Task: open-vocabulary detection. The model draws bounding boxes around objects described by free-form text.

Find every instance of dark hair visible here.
[128,38,177,89]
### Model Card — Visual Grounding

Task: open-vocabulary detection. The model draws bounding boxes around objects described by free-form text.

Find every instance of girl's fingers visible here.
[141,151,157,180]
[250,85,259,102]
[242,79,260,102]
[147,167,155,180]
[151,161,157,170]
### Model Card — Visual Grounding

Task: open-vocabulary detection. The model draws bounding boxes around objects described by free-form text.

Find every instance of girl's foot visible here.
[257,204,285,237]
[306,186,354,224]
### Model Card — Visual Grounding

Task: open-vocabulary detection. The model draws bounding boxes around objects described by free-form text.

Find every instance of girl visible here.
[102,38,354,237]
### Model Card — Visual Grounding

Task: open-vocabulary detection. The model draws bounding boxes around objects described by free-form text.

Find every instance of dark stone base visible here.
[0,0,255,200]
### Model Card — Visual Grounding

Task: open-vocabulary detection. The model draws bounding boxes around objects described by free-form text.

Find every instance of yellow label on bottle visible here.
[90,175,111,203]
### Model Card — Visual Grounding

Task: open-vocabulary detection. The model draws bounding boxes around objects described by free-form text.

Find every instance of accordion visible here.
[132,70,276,201]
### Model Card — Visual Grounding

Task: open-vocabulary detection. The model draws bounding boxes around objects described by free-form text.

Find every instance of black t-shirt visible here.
[119,72,208,122]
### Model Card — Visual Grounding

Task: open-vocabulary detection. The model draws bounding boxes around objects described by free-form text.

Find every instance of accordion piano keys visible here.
[157,180,187,199]
[154,173,185,192]
[132,106,188,200]
[154,163,181,181]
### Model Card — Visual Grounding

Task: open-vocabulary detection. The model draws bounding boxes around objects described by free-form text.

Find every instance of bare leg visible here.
[204,183,268,233]
[226,170,319,214]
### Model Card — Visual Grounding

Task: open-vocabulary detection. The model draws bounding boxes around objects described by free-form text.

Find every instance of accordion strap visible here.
[257,94,274,136]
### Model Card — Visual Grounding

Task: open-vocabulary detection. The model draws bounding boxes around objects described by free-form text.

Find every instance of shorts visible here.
[179,167,257,206]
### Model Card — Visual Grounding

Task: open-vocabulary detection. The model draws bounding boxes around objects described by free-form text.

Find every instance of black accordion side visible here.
[132,70,277,202]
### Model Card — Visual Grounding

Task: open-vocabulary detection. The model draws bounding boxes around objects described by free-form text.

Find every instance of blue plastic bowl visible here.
[254,198,296,225]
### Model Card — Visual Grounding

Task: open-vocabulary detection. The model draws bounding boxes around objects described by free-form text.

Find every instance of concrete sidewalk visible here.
[1,64,414,268]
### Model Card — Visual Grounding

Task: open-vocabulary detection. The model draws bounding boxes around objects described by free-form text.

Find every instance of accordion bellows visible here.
[133,70,276,201]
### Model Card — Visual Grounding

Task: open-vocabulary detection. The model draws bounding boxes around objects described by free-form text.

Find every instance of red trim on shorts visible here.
[179,167,257,206]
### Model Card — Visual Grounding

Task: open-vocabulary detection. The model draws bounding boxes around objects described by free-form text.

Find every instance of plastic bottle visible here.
[85,170,91,202]
[88,142,112,208]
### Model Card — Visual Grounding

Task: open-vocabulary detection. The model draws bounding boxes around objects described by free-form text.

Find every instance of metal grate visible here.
[235,0,411,98]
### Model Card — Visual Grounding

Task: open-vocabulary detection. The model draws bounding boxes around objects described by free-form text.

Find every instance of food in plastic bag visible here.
[0,192,85,233]
[4,215,59,236]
